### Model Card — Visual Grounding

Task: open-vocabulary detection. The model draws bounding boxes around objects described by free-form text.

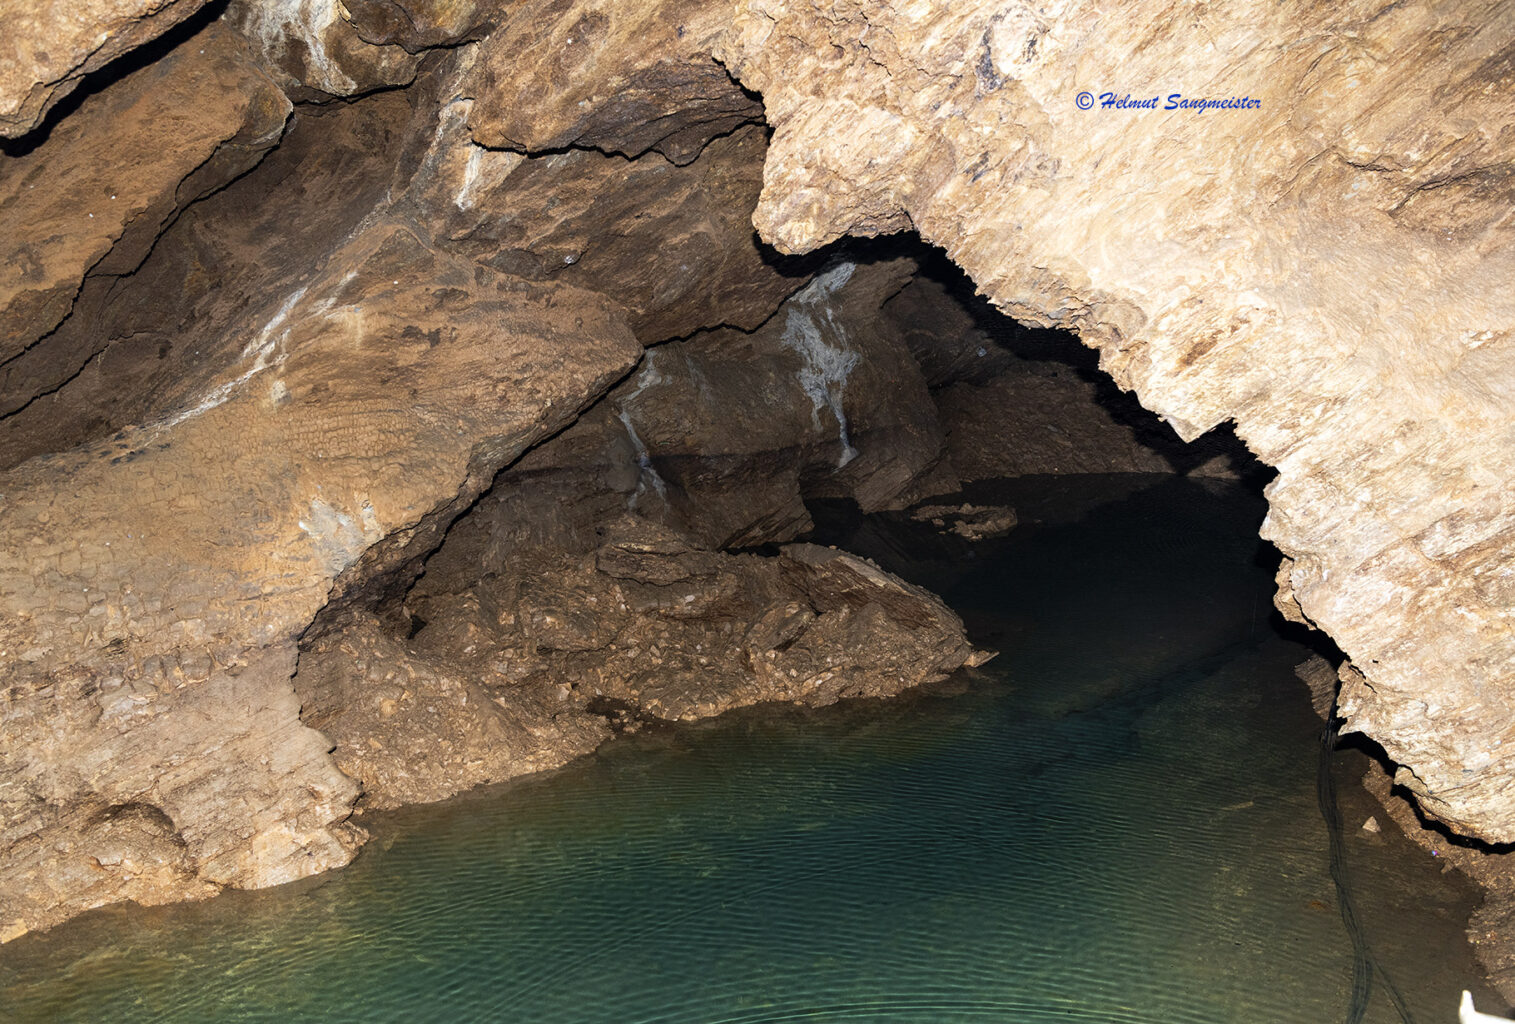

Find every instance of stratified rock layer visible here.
[0,0,213,137]
[0,220,641,939]
[0,22,290,368]
[463,0,763,165]
[7,0,1507,957]
[716,0,1515,842]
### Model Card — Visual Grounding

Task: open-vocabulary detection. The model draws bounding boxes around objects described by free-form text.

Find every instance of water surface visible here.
[0,476,1487,1022]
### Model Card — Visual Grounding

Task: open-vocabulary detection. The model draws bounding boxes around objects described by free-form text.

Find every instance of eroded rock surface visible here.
[7,0,1472,950]
[0,219,640,938]
[0,0,213,138]
[464,0,763,165]
[225,0,423,98]
[0,22,290,370]
[717,0,1515,842]
[302,517,984,810]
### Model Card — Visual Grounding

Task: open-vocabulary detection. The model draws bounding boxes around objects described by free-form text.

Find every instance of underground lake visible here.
[0,475,1490,1023]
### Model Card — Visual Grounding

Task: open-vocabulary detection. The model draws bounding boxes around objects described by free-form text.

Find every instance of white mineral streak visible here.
[780,261,861,467]
[298,496,381,573]
[153,273,359,434]
[242,0,358,94]
[716,0,1515,839]
[616,350,670,508]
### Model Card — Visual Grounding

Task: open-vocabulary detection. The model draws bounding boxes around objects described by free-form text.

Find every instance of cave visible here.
[2,0,1514,1020]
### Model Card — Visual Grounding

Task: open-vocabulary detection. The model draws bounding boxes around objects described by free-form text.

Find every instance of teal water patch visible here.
[0,477,1487,1023]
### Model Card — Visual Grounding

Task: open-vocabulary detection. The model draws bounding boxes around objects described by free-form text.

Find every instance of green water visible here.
[0,477,1488,1022]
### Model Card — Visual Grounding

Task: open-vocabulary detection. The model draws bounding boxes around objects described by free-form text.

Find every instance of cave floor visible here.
[0,476,1490,1023]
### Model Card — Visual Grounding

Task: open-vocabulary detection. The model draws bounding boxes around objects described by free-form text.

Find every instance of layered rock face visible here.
[0,0,216,137]
[4,0,1506,951]
[0,4,1054,940]
[716,0,1515,842]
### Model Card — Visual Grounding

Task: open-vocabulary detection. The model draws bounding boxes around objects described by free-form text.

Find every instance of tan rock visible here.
[464,0,762,164]
[0,88,412,469]
[0,21,291,367]
[406,60,805,340]
[0,0,213,137]
[716,0,1515,842]
[0,219,640,938]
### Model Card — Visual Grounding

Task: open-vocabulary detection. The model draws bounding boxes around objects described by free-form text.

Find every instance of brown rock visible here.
[405,65,808,340]
[935,371,1173,478]
[342,0,497,52]
[464,0,762,164]
[0,88,415,469]
[0,22,291,369]
[301,513,982,811]
[0,0,213,138]
[0,220,640,939]
[297,615,612,809]
[226,0,421,98]
[427,255,948,557]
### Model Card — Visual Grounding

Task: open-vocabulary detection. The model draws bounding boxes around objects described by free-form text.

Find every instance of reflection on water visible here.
[0,476,1487,1023]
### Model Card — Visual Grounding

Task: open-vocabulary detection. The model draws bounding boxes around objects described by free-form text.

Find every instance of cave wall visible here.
[714,0,1515,843]
[2,0,1510,941]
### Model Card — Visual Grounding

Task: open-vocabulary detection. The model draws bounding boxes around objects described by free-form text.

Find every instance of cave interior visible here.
[2,0,1512,1019]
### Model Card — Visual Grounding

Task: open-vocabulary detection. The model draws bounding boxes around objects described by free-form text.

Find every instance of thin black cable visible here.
[1318,719,1419,1024]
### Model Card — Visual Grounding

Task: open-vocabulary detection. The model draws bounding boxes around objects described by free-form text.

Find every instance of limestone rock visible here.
[464,0,762,164]
[0,88,414,470]
[0,0,213,138]
[881,268,1236,481]
[331,518,984,808]
[226,0,421,98]
[0,21,291,370]
[297,615,613,809]
[910,503,1018,542]
[0,220,641,940]
[341,0,496,52]
[420,255,949,561]
[936,371,1174,479]
[406,65,808,340]
[717,0,1515,842]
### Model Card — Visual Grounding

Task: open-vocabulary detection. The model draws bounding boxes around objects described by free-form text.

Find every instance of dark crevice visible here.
[0,345,108,424]
[470,115,768,168]
[0,0,230,159]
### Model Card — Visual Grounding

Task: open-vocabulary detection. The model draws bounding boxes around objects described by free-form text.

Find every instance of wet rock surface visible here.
[303,517,985,810]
